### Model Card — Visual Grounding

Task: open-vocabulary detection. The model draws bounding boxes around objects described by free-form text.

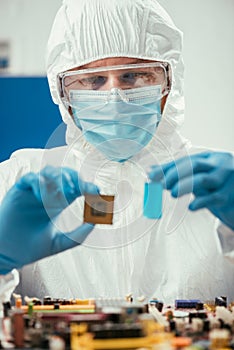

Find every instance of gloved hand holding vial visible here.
[149,151,234,230]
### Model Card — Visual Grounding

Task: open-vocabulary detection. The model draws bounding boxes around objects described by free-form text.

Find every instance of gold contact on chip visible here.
[84,194,115,225]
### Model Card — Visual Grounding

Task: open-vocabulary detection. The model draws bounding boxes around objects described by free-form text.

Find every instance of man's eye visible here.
[120,72,153,84]
[79,76,107,89]
[120,72,140,83]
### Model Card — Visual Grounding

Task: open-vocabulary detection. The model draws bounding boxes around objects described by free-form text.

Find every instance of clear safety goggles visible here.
[57,62,171,108]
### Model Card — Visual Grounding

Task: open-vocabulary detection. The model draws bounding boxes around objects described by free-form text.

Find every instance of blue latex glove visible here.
[0,166,99,275]
[149,152,234,230]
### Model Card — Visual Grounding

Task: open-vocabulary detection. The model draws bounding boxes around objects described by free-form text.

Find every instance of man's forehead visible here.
[72,57,156,70]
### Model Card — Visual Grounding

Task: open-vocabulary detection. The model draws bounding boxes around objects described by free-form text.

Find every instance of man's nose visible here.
[102,75,122,90]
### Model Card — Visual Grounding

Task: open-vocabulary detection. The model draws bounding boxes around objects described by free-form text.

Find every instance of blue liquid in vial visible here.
[143,182,162,219]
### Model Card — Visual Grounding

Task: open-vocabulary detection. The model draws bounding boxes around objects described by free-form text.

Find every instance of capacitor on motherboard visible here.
[149,298,164,312]
[54,303,60,310]
[196,302,204,311]
[215,296,227,307]
[125,293,133,303]
[27,302,34,317]
[12,307,24,347]
[43,296,52,305]
[166,309,174,321]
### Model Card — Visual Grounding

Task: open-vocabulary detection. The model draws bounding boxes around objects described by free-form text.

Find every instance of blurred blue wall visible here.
[0,76,66,162]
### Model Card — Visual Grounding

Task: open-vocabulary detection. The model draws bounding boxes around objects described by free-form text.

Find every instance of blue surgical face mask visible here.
[70,85,162,162]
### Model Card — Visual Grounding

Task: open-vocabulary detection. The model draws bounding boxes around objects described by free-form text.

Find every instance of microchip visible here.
[84,194,115,225]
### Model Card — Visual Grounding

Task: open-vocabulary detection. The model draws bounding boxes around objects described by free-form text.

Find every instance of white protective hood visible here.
[46,0,188,156]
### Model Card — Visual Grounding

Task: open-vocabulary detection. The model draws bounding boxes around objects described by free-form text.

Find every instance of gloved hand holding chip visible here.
[0,166,99,275]
[149,151,234,230]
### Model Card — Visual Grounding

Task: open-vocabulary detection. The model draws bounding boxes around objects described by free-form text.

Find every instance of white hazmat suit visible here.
[1,0,234,304]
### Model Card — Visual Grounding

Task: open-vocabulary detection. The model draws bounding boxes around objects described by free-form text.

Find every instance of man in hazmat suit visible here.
[0,0,234,305]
